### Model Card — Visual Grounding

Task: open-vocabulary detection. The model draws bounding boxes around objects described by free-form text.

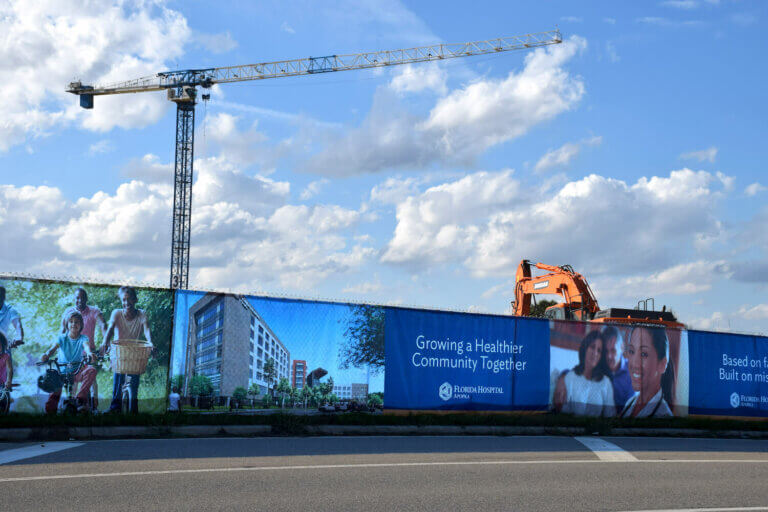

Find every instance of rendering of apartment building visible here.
[333,383,369,401]
[292,360,307,389]
[184,293,291,397]
[332,384,352,400]
[351,383,369,401]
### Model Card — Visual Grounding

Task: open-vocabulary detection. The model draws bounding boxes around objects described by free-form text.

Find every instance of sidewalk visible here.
[2,423,768,442]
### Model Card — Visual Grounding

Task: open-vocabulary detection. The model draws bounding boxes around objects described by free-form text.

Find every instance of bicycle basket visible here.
[110,339,152,375]
[38,369,62,393]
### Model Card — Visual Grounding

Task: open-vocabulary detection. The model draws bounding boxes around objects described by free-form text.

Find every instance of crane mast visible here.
[68,30,562,289]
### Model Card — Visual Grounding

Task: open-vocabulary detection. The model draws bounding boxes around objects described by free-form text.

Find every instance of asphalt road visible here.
[0,435,767,511]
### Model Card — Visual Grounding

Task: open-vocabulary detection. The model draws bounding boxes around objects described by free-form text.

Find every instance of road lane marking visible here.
[619,508,768,512]
[575,436,638,461]
[0,458,767,483]
[0,443,84,465]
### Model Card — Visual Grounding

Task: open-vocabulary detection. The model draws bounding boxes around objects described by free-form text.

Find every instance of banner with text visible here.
[384,308,549,411]
[689,330,768,417]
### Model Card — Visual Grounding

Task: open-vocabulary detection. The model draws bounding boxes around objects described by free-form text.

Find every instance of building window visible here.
[258,325,264,334]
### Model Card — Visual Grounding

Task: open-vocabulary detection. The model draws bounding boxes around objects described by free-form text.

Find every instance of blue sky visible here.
[1,0,767,334]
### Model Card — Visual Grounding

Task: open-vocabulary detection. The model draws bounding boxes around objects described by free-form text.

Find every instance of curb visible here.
[2,424,768,441]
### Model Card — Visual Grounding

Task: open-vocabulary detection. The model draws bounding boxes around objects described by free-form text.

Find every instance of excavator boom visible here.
[512,260,599,320]
[510,259,684,328]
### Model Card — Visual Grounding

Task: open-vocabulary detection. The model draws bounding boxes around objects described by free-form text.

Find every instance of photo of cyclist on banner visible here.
[40,311,97,414]
[103,286,153,414]
[60,287,106,408]
[0,332,15,413]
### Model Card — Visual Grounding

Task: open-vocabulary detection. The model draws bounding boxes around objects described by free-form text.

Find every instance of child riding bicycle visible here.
[103,286,153,414]
[40,311,97,414]
[0,332,15,413]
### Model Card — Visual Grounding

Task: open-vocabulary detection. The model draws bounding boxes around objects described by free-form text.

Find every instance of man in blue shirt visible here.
[601,326,633,412]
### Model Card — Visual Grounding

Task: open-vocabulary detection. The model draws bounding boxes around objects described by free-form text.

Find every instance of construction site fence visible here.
[0,275,766,420]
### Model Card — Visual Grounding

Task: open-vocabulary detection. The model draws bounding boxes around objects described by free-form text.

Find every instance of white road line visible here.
[0,458,767,483]
[618,508,768,512]
[575,436,638,461]
[0,442,84,465]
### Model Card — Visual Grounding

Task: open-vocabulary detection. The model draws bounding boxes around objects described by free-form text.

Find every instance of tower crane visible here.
[67,29,562,289]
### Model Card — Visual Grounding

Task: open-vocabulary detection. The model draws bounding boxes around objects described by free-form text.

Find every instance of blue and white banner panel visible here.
[689,330,768,417]
[384,307,549,411]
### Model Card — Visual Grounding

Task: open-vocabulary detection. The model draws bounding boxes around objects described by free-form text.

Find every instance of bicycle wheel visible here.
[121,385,132,414]
[0,391,9,414]
[63,400,77,415]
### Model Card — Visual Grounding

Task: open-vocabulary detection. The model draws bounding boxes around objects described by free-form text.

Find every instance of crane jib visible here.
[64,29,562,288]
[308,56,337,74]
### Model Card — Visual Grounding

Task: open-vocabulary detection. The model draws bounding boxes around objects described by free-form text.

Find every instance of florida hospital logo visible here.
[730,392,740,408]
[439,382,453,401]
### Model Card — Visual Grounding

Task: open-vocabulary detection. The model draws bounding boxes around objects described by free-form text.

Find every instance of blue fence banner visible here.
[689,330,768,417]
[384,307,549,411]
[5,272,768,420]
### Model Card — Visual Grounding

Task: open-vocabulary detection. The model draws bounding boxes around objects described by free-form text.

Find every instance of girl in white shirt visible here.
[554,330,615,417]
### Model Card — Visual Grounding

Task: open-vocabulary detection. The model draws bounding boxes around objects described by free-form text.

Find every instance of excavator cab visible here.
[544,303,592,321]
[543,303,572,320]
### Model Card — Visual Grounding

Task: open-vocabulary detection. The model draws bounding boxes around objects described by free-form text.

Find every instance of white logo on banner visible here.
[439,382,453,401]
[730,392,740,408]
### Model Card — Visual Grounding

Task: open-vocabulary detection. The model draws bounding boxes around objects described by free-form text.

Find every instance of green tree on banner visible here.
[276,377,291,409]
[263,357,277,396]
[340,305,384,372]
[171,374,185,393]
[299,385,311,409]
[367,393,383,408]
[189,375,213,397]
[232,386,248,407]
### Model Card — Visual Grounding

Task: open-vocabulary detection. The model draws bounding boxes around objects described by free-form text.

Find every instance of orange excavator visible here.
[511,260,684,328]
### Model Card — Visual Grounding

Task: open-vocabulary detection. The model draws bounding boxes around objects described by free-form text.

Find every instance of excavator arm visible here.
[511,260,600,320]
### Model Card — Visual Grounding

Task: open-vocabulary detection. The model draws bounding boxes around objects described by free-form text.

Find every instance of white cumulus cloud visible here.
[0,0,192,151]
[680,146,718,163]
[534,136,602,173]
[382,168,732,280]
[390,63,447,95]
[302,36,587,176]
[745,182,767,197]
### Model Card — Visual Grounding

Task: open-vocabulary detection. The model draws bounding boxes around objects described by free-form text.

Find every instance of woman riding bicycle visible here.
[40,311,97,414]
